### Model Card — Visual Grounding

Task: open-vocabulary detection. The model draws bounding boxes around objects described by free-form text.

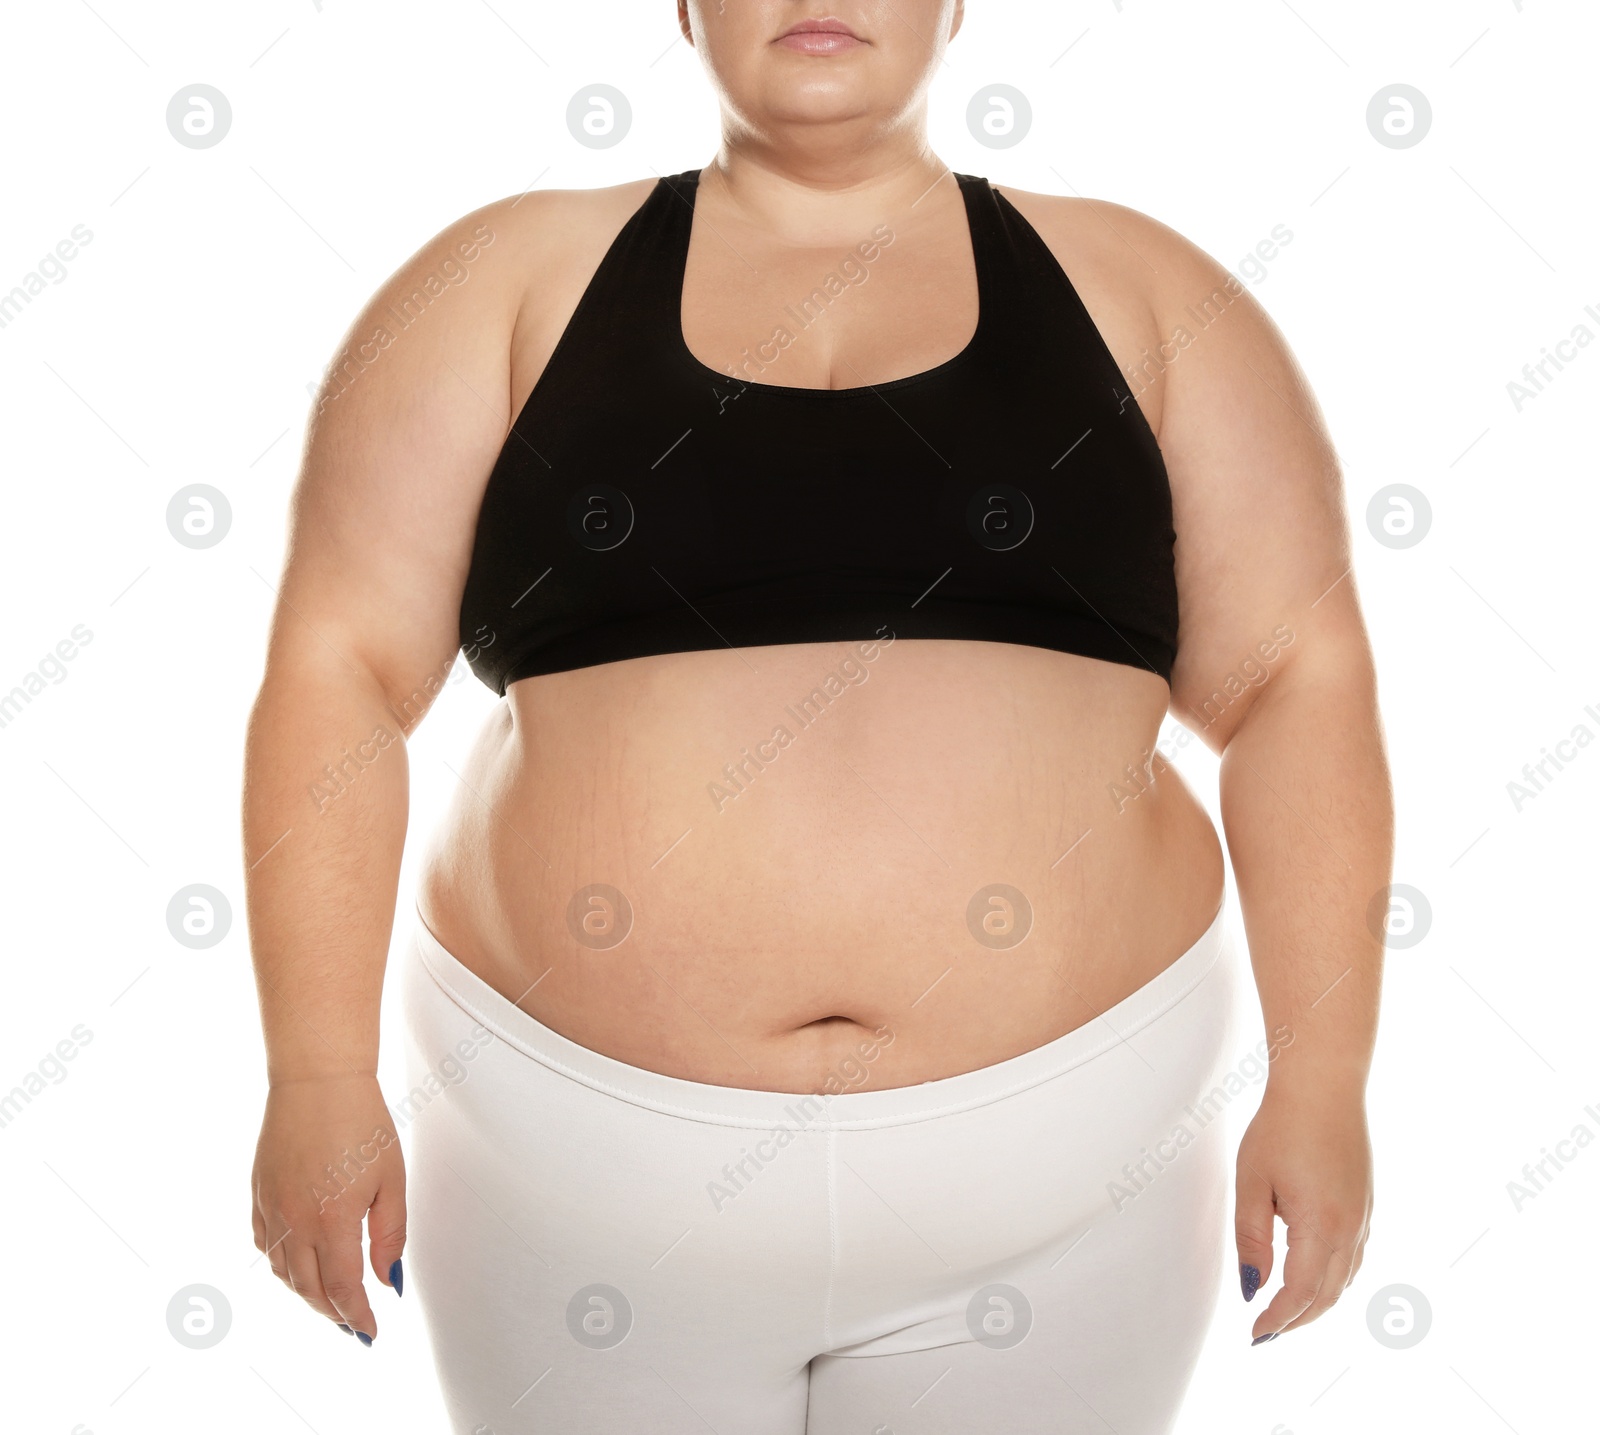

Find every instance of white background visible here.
[1,1,1594,1431]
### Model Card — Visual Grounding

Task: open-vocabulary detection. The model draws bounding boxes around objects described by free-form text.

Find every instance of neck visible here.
[700,125,952,240]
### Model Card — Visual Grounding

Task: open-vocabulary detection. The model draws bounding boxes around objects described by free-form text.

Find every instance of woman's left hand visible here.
[1234,1080,1373,1343]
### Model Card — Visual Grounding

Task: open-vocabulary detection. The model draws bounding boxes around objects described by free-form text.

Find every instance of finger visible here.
[367,1171,408,1298]
[263,1211,294,1285]
[318,1231,378,1343]
[1348,1229,1368,1286]
[1234,1157,1277,1303]
[1250,1202,1325,1342]
[1342,1218,1370,1292]
[252,1196,267,1256]
[1277,1238,1356,1333]
[285,1240,342,1323]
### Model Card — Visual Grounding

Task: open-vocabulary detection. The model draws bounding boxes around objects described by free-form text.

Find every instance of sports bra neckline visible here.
[664,167,995,400]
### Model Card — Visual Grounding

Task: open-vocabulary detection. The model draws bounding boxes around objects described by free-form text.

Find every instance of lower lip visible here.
[775,31,863,54]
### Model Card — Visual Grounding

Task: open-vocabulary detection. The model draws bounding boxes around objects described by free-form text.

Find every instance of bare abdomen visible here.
[416,636,1224,1093]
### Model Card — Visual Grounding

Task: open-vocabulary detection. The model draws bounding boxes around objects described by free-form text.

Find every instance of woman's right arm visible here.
[242,198,530,1343]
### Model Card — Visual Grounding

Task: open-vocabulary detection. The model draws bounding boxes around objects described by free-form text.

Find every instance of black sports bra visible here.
[458,168,1178,694]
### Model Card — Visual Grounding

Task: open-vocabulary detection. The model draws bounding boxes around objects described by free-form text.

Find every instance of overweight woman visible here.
[243,3,1389,1431]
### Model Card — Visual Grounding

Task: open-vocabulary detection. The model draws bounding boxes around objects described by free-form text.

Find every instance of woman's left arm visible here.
[1121,205,1394,1343]
[1215,596,1390,1343]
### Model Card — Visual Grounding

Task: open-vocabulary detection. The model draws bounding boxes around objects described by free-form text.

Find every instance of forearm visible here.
[242,641,410,1085]
[1218,627,1392,1102]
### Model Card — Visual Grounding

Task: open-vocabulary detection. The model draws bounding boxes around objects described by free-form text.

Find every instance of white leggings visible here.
[400,902,1240,1434]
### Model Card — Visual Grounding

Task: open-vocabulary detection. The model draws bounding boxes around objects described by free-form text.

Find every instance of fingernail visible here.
[389,1258,404,1297]
[355,1331,374,1347]
[1240,1264,1261,1302]
[337,1323,353,1336]
[1251,1332,1278,1346]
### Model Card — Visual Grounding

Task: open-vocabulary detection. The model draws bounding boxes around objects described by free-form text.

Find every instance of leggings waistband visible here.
[408,901,1231,1131]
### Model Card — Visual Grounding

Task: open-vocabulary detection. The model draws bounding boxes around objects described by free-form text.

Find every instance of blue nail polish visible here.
[356,1330,374,1347]
[389,1258,404,1297]
[1241,1264,1261,1302]
[337,1323,353,1335]
[1251,1332,1278,1346]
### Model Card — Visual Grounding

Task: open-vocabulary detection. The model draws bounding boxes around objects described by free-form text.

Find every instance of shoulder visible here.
[376,176,658,324]
[313,177,661,424]
[355,177,659,321]
[991,185,1243,321]
[990,186,1237,433]
[469,175,660,271]
[991,185,1288,440]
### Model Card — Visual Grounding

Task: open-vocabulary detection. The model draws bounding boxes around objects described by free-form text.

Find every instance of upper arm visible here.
[262,197,533,723]
[1134,217,1364,751]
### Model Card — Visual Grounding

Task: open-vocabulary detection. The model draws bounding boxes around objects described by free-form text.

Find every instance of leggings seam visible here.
[824,1114,838,1351]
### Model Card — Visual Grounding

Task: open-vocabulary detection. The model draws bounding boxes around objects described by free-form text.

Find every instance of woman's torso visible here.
[417,168,1225,1093]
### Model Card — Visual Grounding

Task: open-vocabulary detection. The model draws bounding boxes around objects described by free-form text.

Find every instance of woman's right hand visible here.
[250,1074,407,1343]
